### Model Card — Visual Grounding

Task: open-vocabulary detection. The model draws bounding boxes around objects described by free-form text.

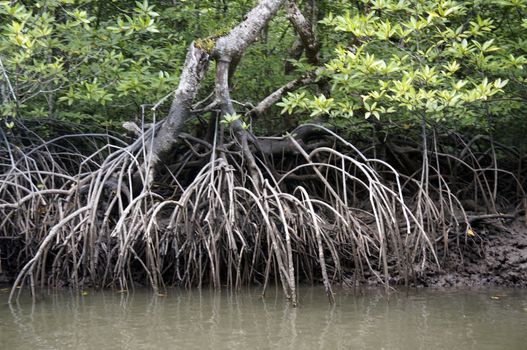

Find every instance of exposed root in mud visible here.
[1,0,526,305]
[2,116,525,304]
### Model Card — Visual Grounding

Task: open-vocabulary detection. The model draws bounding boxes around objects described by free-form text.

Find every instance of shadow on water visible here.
[1,287,527,350]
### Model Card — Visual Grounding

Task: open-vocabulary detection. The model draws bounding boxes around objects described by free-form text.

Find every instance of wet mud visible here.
[420,219,527,288]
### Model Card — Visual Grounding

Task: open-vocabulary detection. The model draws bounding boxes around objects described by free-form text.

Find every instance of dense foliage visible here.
[0,0,289,128]
[2,0,527,300]
[1,0,526,141]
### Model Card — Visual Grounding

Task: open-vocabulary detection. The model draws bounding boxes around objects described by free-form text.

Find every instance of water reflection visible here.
[1,287,527,350]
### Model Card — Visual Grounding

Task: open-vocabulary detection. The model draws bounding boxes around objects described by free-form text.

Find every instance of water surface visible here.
[1,287,526,349]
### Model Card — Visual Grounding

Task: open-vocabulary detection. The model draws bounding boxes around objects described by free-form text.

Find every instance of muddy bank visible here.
[2,220,526,291]
[418,219,527,288]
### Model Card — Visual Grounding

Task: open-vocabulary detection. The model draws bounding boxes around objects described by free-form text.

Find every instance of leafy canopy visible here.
[0,0,526,140]
[279,0,526,133]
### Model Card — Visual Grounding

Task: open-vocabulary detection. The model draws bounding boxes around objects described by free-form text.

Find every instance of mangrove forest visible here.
[1,0,527,305]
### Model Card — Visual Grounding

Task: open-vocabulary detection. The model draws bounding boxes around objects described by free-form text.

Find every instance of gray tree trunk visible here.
[149,0,287,169]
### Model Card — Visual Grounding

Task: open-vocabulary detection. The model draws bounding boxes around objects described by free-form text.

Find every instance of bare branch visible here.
[285,0,320,66]
[150,44,210,164]
[212,0,286,60]
[250,72,316,117]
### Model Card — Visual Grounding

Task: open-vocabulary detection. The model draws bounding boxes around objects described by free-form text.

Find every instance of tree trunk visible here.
[149,44,210,166]
[149,0,286,176]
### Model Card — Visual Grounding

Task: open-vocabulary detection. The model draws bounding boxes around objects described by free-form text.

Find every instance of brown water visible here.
[1,287,526,350]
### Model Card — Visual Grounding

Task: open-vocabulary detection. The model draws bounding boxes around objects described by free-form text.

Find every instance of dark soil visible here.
[419,219,527,288]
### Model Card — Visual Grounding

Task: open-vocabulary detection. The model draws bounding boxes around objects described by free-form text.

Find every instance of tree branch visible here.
[150,43,210,165]
[212,0,286,60]
[285,0,319,66]
[250,72,316,117]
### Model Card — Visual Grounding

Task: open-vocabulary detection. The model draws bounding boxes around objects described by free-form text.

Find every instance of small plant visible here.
[219,112,249,129]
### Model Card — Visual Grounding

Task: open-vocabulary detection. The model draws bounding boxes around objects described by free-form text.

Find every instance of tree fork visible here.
[148,0,286,179]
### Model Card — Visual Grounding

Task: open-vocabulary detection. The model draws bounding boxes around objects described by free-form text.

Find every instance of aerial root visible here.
[1,121,519,304]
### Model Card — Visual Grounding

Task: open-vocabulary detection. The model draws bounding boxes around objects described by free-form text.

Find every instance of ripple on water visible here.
[1,287,527,350]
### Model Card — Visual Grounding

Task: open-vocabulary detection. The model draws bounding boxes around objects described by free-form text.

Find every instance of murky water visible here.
[1,287,526,350]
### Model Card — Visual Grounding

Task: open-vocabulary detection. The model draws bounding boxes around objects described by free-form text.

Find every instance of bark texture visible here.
[250,72,316,117]
[150,44,209,165]
[150,0,287,170]
[285,0,319,66]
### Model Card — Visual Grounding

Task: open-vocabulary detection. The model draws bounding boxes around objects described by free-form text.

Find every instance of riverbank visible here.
[418,219,527,288]
[3,219,526,291]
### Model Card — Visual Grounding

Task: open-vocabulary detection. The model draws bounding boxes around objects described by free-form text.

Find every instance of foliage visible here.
[281,0,526,135]
[0,0,526,141]
[2,0,526,303]
[0,0,187,126]
[0,0,274,127]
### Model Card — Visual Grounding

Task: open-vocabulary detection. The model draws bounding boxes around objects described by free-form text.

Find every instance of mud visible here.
[2,220,526,291]
[419,219,527,288]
